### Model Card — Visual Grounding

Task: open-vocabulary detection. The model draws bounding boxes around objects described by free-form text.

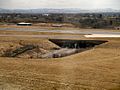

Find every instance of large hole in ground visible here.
[0,39,107,59]
[45,39,107,58]
[49,39,107,49]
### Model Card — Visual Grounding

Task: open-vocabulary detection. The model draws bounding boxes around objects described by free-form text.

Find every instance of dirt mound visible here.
[0,39,107,59]
[0,39,59,59]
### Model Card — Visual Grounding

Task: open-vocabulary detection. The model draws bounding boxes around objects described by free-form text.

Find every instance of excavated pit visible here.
[44,39,108,58]
[49,39,107,49]
[1,39,107,59]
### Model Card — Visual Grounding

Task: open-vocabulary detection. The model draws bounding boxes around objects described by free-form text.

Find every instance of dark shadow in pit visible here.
[49,39,107,49]
[44,39,108,58]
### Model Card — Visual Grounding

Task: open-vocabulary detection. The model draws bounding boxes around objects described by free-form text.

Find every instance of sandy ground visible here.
[0,26,120,90]
[0,34,85,40]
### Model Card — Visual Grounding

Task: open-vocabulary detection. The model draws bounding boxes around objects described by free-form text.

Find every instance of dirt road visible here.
[0,27,120,35]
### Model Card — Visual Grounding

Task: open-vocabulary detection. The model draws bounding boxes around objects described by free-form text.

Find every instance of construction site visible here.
[0,25,120,90]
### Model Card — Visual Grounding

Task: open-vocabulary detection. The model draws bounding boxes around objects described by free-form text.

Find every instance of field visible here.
[0,25,120,90]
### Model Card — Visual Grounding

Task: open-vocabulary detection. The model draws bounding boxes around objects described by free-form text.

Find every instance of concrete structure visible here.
[17,22,32,26]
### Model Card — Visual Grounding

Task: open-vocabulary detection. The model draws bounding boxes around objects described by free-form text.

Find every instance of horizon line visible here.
[0,8,120,10]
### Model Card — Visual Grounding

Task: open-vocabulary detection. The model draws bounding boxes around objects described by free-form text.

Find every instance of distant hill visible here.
[0,8,120,13]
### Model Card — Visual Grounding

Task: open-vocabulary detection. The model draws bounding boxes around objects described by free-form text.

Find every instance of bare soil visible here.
[0,27,120,90]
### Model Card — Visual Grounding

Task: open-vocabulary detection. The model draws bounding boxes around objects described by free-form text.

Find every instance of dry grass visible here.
[0,29,120,90]
[0,23,75,30]
[0,30,84,36]
[0,24,118,32]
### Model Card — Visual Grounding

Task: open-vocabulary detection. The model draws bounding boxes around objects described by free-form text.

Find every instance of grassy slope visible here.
[0,28,120,90]
[0,38,120,90]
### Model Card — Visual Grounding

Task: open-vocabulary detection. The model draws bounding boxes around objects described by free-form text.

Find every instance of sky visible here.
[0,0,120,9]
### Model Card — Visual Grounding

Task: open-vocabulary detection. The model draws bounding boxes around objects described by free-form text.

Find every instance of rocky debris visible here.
[18,40,60,50]
[0,40,59,59]
[0,43,22,57]
[2,45,36,57]
[41,48,83,58]
[17,47,50,59]
[0,48,5,56]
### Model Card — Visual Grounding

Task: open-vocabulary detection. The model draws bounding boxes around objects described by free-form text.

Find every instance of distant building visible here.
[42,14,49,16]
[115,26,120,30]
[17,22,32,26]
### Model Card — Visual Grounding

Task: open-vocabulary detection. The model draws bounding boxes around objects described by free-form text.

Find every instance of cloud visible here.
[0,0,119,9]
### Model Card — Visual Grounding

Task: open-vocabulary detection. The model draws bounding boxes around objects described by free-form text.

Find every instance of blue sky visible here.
[0,0,120,9]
